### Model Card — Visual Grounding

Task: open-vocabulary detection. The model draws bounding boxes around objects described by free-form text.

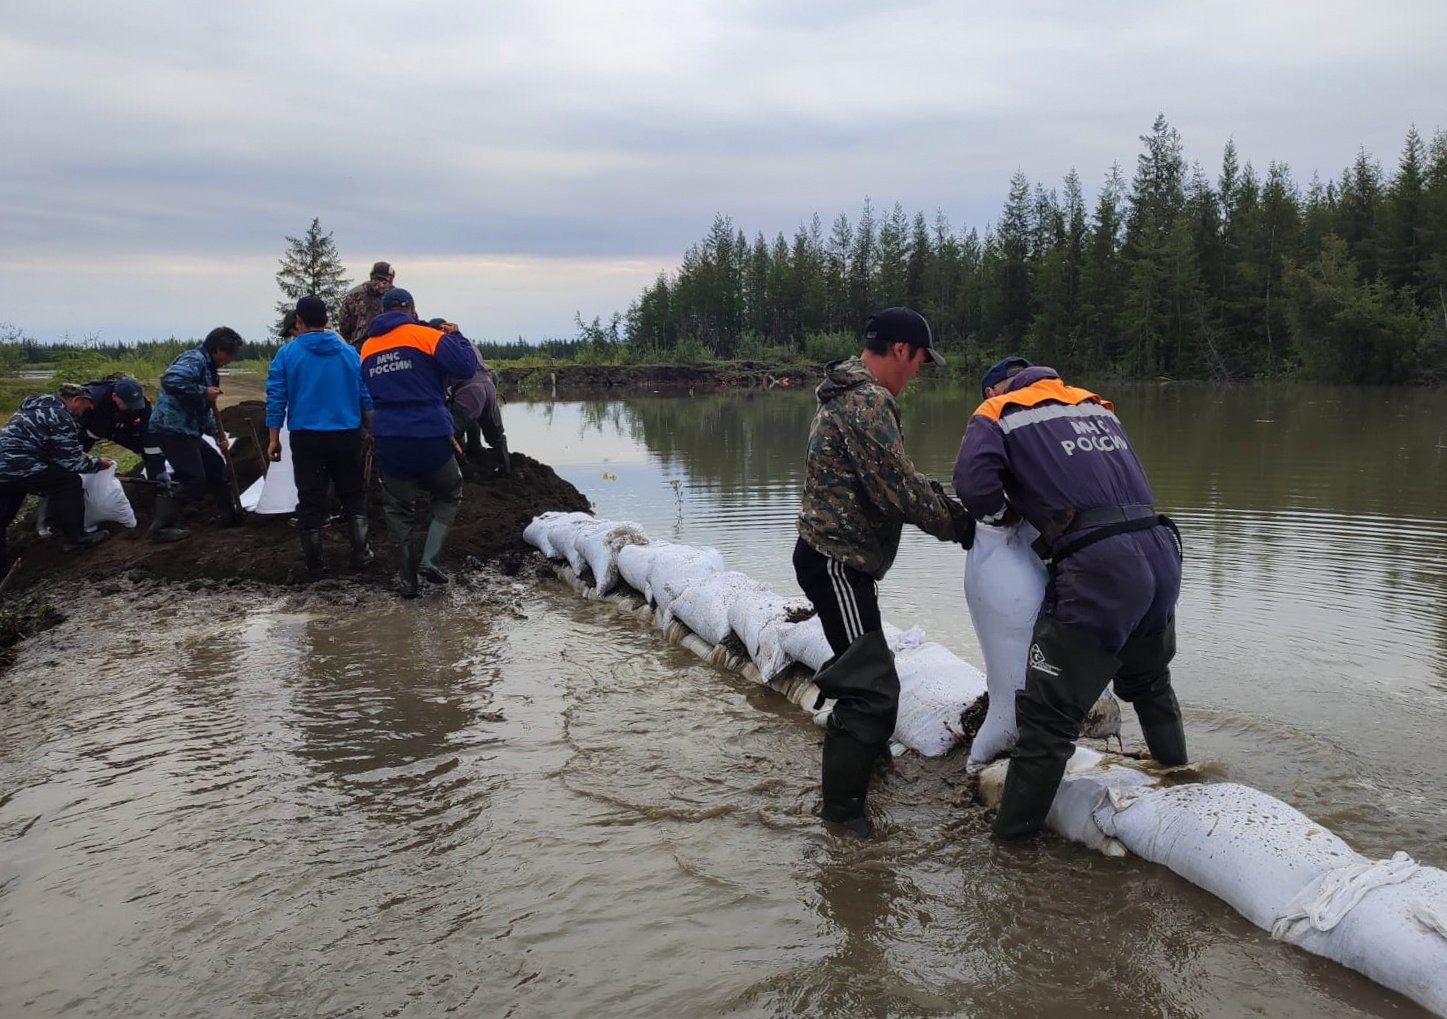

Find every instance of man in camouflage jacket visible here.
[793,307,972,837]
[337,261,395,349]
[0,383,115,571]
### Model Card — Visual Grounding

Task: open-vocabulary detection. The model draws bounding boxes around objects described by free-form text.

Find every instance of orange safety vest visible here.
[972,378,1112,422]
[359,322,445,362]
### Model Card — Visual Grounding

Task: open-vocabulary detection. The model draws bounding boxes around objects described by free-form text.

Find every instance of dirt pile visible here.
[4,401,591,594]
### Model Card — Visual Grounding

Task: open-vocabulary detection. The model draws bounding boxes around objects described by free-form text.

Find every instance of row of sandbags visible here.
[523,511,994,758]
[978,747,1447,1016]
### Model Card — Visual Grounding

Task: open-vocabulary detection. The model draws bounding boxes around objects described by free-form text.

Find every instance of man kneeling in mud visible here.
[794,308,973,837]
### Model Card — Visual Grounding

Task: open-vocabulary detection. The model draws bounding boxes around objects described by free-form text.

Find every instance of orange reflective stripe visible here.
[972,378,1112,421]
[360,322,443,361]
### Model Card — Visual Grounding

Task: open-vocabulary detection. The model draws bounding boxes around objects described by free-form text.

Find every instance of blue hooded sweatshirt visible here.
[265,328,374,431]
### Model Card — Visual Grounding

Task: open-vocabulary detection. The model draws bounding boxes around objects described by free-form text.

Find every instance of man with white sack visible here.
[0,383,114,573]
[795,308,974,837]
[953,357,1185,842]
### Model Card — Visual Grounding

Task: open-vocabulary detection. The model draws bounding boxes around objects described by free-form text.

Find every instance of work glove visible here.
[949,499,976,549]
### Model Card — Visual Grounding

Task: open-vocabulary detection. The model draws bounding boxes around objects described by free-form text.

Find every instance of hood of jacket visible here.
[294,328,349,355]
[815,356,880,404]
[366,310,419,338]
[1001,365,1062,393]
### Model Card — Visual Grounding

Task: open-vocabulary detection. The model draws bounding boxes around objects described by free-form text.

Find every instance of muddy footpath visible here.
[1,400,590,668]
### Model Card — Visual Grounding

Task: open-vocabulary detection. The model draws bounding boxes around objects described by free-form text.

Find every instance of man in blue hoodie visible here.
[360,288,477,598]
[266,296,375,577]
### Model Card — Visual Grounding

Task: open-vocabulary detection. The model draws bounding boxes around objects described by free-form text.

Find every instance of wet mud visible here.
[3,399,590,617]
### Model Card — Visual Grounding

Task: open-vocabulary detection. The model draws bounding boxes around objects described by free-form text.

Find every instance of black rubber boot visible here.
[395,542,419,600]
[211,484,242,528]
[819,730,877,837]
[417,520,451,585]
[493,435,513,478]
[148,490,192,544]
[992,617,1120,842]
[1142,717,1188,767]
[1116,621,1187,766]
[348,515,374,568]
[300,529,327,578]
[62,529,110,553]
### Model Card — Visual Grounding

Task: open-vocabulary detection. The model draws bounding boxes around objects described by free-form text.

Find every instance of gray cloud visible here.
[2,0,1444,343]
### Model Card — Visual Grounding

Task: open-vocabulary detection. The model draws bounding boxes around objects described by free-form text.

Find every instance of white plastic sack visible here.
[547,515,598,568]
[781,617,921,674]
[574,520,649,593]
[892,641,988,757]
[964,521,1046,769]
[252,427,298,515]
[523,511,590,557]
[727,590,809,682]
[240,477,265,511]
[616,541,662,598]
[666,571,763,644]
[646,545,726,615]
[35,466,137,535]
[1097,782,1362,932]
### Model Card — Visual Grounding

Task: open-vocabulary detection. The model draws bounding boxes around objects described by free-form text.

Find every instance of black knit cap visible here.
[295,295,329,328]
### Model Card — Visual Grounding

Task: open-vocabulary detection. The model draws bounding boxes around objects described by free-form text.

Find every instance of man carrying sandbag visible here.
[265,296,375,577]
[0,383,114,572]
[953,357,1186,842]
[360,289,477,598]
[795,307,973,837]
[77,375,167,481]
[148,326,245,542]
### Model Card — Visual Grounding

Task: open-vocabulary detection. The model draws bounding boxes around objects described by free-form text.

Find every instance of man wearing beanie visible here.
[953,358,1185,842]
[793,307,973,837]
[338,261,395,349]
[265,296,375,577]
[360,288,477,598]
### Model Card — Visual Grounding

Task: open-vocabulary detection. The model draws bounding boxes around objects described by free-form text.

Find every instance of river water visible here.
[3,381,1446,1018]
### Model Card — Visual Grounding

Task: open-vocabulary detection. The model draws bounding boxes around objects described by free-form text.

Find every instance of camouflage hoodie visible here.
[0,394,104,480]
[796,356,961,579]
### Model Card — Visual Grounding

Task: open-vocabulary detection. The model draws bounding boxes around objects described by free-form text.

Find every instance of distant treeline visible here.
[0,334,281,379]
[619,116,1447,384]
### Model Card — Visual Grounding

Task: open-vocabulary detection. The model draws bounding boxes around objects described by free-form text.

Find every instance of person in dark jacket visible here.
[360,289,477,598]
[266,296,376,576]
[148,327,245,542]
[77,376,166,480]
[0,384,114,572]
[429,318,511,478]
[795,308,971,837]
[953,359,1186,842]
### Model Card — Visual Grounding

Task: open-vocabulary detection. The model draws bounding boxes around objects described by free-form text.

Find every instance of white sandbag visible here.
[240,477,265,511]
[781,617,922,674]
[667,571,764,644]
[574,520,649,593]
[616,541,662,597]
[252,427,298,515]
[892,641,988,757]
[547,515,598,568]
[646,545,726,615]
[1277,860,1447,1017]
[35,466,137,535]
[727,590,809,682]
[523,511,590,557]
[1097,782,1362,932]
[964,521,1046,769]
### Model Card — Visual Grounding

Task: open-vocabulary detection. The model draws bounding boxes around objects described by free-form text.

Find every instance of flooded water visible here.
[3,381,1446,1017]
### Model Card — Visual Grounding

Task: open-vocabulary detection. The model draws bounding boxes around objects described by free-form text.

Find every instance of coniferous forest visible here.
[621,116,1447,383]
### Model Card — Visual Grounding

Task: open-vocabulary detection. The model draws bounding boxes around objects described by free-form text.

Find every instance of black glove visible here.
[950,500,976,549]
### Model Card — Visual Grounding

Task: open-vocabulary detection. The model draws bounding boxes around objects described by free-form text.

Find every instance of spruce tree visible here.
[274,218,350,332]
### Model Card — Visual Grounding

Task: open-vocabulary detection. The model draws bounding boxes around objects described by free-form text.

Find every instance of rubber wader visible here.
[418,521,451,585]
[300,529,327,577]
[992,616,1120,841]
[1115,620,1187,766]
[148,489,192,544]
[811,629,901,837]
[348,515,374,569]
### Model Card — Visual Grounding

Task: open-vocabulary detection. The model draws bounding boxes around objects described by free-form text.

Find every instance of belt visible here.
[1061,503,1157,535]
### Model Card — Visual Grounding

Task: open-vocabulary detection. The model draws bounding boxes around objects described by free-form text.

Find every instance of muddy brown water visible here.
[3,382,1446,1017]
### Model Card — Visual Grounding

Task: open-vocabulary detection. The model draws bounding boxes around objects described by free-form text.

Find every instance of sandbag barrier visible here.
[527,511,1447,1016]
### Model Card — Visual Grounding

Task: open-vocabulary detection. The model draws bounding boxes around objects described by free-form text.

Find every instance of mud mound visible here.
[6,434,590,593]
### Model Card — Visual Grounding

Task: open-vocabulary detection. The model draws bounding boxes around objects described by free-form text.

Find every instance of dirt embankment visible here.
[494,362,820,397]
[4,400,591,599]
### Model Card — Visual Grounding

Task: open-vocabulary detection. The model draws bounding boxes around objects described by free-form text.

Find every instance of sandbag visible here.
[964,521,1046,769]
[727,590,808,682]
[574,519,649,594]
[1097,782,1361,931]
[35,466,138,535]
[523,511,590,558]
[781,616,921,674]
[252,427,298,515]
[892,641,988,757]
[547,515,598,568]
[646,545,726,615]
[616,541,662,598]
[666,571,763,644]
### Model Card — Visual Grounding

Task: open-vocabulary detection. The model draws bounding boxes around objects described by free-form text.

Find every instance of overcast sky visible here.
[2,0,1444,345]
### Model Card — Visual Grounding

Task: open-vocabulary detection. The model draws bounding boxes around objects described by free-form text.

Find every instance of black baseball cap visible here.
[112,377,146,410]
[980,355,1032,399]
[865,307,944,366]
